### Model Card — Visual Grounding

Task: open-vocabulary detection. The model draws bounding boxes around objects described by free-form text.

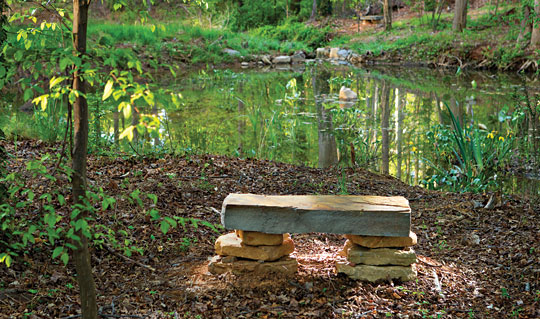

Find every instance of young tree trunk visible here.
[72,1,98,318]
[517,6,531,45]
[383,0,392,31]
[310,0,317,21]
[531,0,540,47]
[453,0,468,32]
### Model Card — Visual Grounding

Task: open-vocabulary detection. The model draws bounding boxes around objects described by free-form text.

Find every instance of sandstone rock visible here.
[261,55,272,65]
[329,48,340,59]
[345,231,417,248]
[339,87,358,101]
[344,243,416,266]
[222,194,411,237]
[337,49,350,60]
[272,56,291,64]
[316,48,329,59]
[208,255,298,275]
[291,51,306,63]
[223,48,240,56]
[348,53,364,64]
[336,262,417,282]
[235,230,285,246]
[215,232,294,261]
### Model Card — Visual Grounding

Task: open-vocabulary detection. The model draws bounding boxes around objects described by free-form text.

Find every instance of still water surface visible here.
[3,64,539,196]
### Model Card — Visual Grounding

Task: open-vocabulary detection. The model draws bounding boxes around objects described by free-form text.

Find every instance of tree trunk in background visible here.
[72,1,98,319]
[531,0,540,47]
[380,82,391,175]
[453,0,468,32]
[517,5,531,45]
[310,0,317,21]
[383,0,392,31]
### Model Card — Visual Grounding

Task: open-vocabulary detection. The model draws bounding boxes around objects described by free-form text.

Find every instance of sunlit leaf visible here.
[102,80,114,101]
[119,126,135,141]
[49,76,65,89]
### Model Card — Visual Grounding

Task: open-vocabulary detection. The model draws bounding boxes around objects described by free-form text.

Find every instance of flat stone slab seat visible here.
[221,194,411,237]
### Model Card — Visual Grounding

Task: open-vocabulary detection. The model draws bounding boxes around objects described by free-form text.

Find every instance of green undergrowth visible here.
[88,21,317,64]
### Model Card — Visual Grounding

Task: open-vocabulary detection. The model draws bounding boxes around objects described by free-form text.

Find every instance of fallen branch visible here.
[102,243,156,272]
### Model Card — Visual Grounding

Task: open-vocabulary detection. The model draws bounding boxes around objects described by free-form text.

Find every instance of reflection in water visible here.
[313,66,338,168]
[395,88,404,180]
[5,65,538,196]
[380,81,391,175]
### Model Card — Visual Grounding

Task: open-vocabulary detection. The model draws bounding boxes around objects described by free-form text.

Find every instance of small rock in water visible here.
[223,48,240,56]
[272,56,292,64]
[337,49,350,60]
[329,47,340,59]
[339,86,358,101]
[291,51,306,63]
[316,47,329,59]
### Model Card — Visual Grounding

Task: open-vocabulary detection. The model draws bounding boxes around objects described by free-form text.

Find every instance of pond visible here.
[2,63,540,197]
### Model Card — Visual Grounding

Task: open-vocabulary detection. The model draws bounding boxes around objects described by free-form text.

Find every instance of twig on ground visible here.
[103,243,156,272]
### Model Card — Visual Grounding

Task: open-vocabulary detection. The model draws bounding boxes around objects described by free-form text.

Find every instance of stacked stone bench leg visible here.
[336,232,418,282]
[210,194,414,279]
[208,231,297,275]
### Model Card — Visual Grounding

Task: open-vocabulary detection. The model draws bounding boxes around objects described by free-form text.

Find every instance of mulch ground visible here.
[0,139,538,318]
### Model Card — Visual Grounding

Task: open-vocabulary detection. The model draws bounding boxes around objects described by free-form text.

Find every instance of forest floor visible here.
[0,139,539,318]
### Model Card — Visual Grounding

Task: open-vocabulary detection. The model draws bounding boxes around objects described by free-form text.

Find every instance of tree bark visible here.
[309,0,317,21]
[383,0,392,31]
[531,0,540,47]
[72,1,98,318]
[517,5,531,45]
[453,0,468,32]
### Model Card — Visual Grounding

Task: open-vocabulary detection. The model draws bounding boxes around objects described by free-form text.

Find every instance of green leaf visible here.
[60,58,72,70]
[14,50,23,62]
[102,80,114,101]
[0,66,6,78]
[160,220,170,234]
[164,216,177,228]
[60,253,69,266]
[23,88,33,102]
[147,194,158,205]
[52,246,63,259]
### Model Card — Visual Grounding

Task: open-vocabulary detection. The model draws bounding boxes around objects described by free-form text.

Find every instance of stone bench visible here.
[209,194,418,282]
